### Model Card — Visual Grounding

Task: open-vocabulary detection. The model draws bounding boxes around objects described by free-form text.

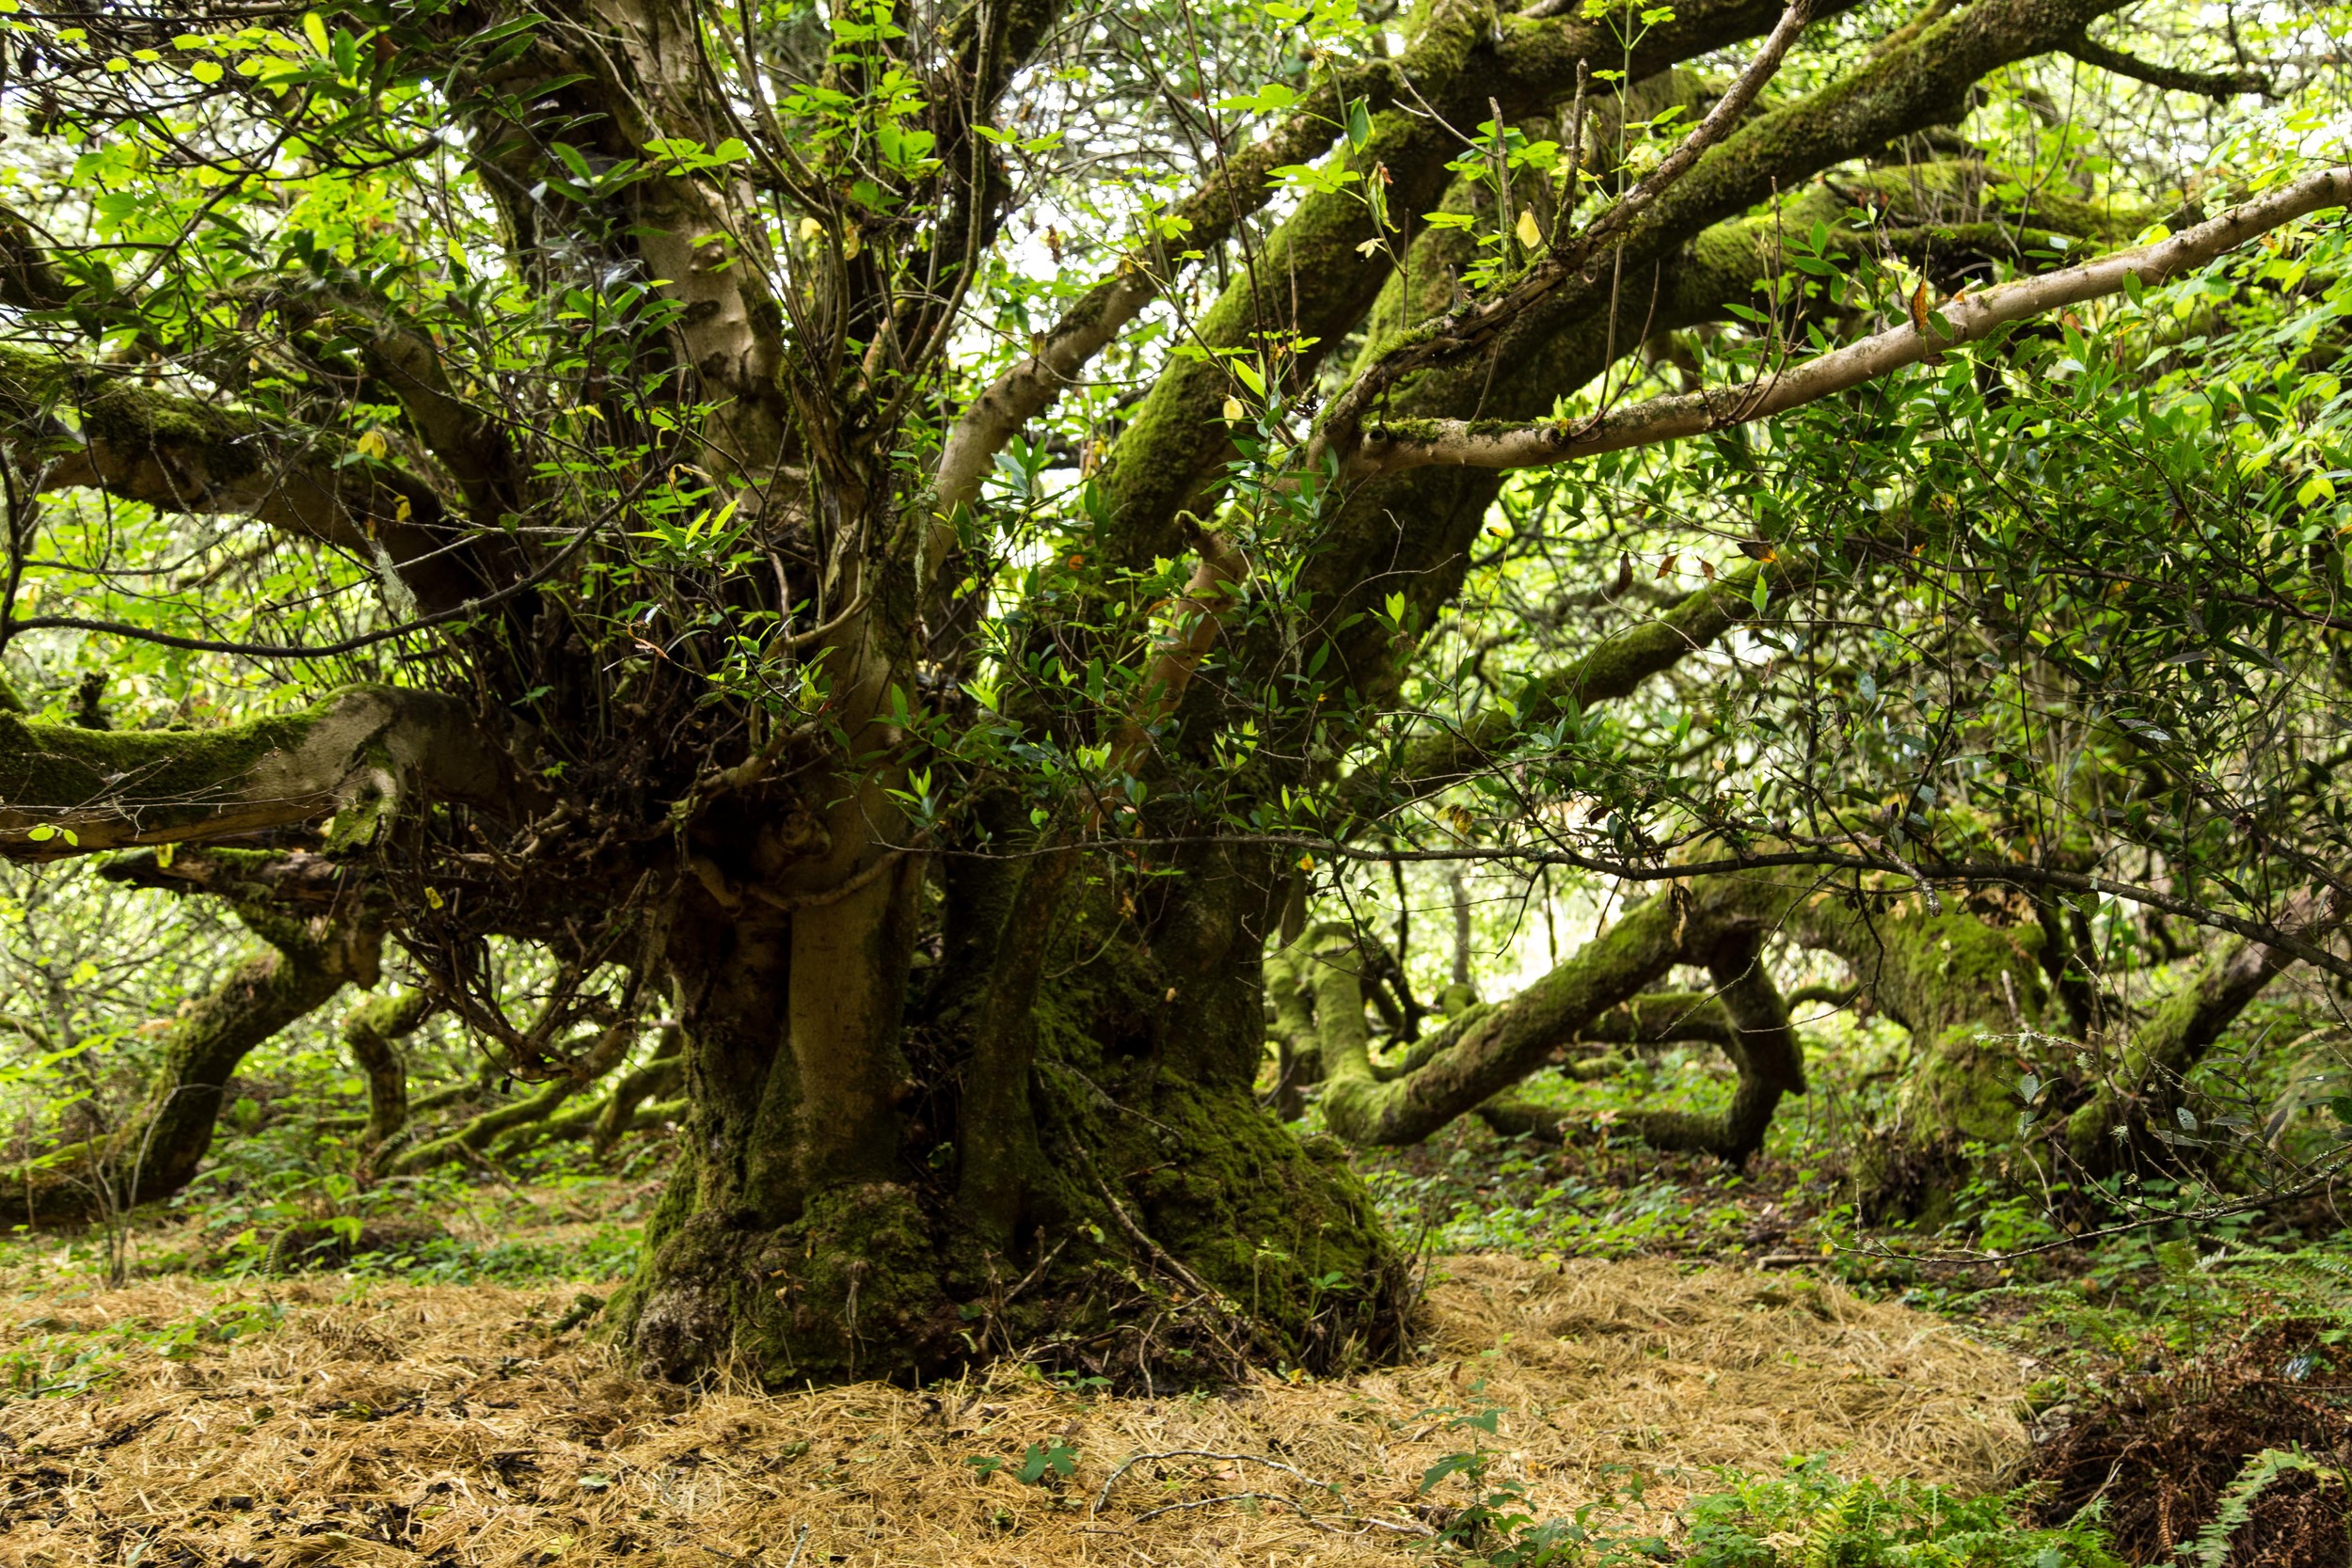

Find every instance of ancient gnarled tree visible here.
[1,0,2345,1382]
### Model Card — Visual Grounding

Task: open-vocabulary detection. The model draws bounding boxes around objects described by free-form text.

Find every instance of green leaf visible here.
[1215,83,1296,115]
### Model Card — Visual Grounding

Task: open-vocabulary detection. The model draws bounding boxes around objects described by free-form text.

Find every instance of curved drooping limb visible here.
[1309,884,1729,1147]
[1476,928,1803,1165]
[1284,888,1805,1165]
[1265,921,1426,1116]
[8,904,382,1227]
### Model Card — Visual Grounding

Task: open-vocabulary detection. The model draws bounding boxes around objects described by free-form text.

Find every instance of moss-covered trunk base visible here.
[604,968,1411,1389]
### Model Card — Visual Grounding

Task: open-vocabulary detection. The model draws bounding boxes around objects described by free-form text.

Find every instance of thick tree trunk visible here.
[605,848,1408,1388]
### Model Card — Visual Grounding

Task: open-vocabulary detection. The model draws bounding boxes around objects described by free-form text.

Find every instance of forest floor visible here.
[0,1243,2026,1567]
[2,1032,2347,1565]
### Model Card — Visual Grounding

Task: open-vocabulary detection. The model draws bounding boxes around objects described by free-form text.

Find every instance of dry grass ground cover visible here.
[0,1254,2027,1567]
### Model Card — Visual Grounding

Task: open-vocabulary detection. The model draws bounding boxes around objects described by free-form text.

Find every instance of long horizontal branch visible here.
[1348,165,2352,478]
[0,685,534,860]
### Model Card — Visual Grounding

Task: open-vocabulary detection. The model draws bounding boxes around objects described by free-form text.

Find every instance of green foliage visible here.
[966,1438,1080,1488]
[2181,1449,2336,1568]
[1,1296,283,1402]
[1676,1460,2122,1567]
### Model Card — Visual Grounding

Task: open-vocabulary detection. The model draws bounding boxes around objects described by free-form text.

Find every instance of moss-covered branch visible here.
[0,348,485,611]
[2058,901,2337,1171]
[0,685,532,861]
[1288,880,1808,1164]
[592,1046,683,1156]
[344,989,431,1159]
[1311,889,1721,1145]
[385,1019,640,1175]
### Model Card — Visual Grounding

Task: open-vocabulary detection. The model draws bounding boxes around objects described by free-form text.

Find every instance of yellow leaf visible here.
[302,11,329,55]
[393,495,412,522]
[1515,208,1542,248]
[797,215,822,242]
[354,429,388,460]
[423,886,445,910]
[1222,397,1245,421]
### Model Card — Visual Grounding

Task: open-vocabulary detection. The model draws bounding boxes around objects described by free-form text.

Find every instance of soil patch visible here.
[0,1254,2027,1566]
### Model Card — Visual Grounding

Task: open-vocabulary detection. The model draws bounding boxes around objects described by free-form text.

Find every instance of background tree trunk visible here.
[10,908,377,1227]
[345,989,428,1165]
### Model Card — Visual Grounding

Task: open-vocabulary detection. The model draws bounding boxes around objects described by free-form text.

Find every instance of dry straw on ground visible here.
[0,1254,2027,1566]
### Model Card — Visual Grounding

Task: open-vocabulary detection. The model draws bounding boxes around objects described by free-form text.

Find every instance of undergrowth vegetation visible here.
[7,975,2348,1563]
